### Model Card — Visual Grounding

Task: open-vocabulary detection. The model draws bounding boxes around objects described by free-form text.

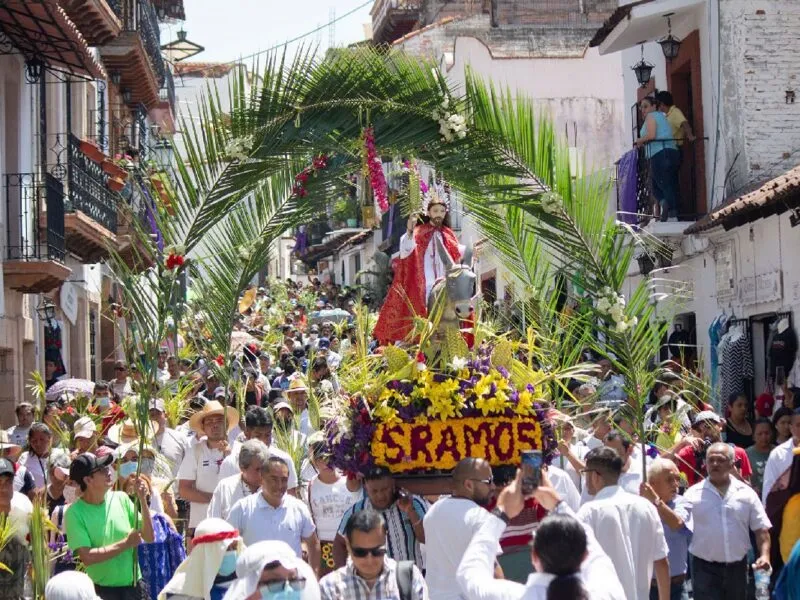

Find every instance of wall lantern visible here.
[36,297,57,324]
[658,14,682,60]
[632,44,654,87]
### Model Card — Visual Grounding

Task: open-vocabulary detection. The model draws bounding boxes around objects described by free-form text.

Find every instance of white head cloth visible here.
[159,517,242,600]
[222,540,320,600]
[45,571,101,600]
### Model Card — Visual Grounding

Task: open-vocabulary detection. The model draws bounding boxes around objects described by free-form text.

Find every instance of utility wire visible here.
[171,0,373,77]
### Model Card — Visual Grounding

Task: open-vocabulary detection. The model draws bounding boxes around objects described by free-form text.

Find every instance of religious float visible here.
[324,342,558,494]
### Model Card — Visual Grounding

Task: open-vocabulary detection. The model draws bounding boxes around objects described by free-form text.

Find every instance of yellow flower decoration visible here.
[516,390,535,416]
[373,401,401,425]
[426,378,463,420]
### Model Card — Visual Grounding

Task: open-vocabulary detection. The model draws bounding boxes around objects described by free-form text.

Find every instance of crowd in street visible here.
[3,279,800,600]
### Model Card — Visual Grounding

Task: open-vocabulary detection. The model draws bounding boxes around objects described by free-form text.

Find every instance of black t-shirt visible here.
[725,421,754,449]
[769,325,798,374]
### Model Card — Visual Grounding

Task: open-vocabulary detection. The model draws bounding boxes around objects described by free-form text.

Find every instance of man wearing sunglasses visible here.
[320,508,428,599]
[423,458,500,600]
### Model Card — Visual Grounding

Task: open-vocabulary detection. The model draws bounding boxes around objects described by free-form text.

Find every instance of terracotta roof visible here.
[0,0,106,79]
[589,0,658,48]
[174,62,238,78]
[391,17,456,46]
[684,164,800,234]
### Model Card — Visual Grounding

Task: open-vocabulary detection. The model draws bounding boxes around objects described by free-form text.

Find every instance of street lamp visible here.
[658,14,682,60]
[36,297,56,324]
[161,30,205,63]
[632,44,654,87]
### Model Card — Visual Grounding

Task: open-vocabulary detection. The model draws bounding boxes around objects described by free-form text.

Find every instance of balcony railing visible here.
[67,134,119,233]
[5,173,66,262]
[111,0,166,87]
[616,140,704,225]
[372,0,421,43]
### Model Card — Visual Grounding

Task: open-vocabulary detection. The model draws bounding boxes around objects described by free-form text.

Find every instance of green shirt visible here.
[745,445,772,498]
[65,491,141,587]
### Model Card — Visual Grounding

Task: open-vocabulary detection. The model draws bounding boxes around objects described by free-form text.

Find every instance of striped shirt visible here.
[319,557,428,600]
[337,497,429,569]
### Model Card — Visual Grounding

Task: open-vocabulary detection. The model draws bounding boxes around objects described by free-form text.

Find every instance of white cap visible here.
[45,571,101,600]
[222,541,319,600]
[73,416,97,439]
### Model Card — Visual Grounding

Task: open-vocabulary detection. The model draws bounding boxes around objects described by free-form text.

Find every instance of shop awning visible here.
[589,0,704,55]
[0,0,106,79]
[684,164,800,234]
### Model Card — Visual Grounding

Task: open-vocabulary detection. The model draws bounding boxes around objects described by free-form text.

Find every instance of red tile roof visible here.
[684,164,800,234]
[174,62,238,78]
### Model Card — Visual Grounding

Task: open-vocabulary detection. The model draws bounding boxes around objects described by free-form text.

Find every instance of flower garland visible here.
[292,154,329,198]
[362,128,388,213]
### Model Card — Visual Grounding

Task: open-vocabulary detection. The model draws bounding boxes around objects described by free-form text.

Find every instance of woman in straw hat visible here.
[159,517,242,600]
[177,401,239,536]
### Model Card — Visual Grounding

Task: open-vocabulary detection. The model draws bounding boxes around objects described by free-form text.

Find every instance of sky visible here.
[165,0,373,64]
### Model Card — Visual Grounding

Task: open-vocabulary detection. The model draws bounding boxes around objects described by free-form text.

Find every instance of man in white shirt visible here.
[177,400,238,535]
[227,456,320,577]
[684,442,771,600]
[577,447,670,600]
[208,439,268,520]
[761,408,800,503]
[544,464,581,512]
[455,469,626,600]
[423,458,500,600]
[582,431,649,503]
[148,398,187,483]
[218,406,298,493]
[6,403,33,447]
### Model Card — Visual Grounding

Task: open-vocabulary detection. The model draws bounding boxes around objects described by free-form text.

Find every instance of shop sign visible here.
[739,270,782,306]
[60,283,78,325]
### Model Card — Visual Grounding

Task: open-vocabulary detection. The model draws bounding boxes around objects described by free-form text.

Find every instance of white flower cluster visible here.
[238,245,251,263]
[433,98,468,142]
[540,191,564,215]
[451,356,467,370]
[224,135,253,161]
[596,286,638,334]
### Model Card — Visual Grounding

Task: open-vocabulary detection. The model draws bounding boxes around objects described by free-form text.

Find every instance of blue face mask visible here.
[97,396,111,409]
[119,461,137,479]
[260,584,302,600]
[218,551,237,577]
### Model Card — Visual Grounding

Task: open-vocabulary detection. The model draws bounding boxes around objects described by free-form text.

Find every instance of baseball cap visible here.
[148,398,166,413]
[273,401,294,414]
[318,337,331,350]
[693,410,723,427]
[0,458,14,478]
[69,452,114,484]
[755,393,775,418]
[73,416,97,439]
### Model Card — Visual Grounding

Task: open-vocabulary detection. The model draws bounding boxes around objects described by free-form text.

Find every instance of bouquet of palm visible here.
[29,496,57,599]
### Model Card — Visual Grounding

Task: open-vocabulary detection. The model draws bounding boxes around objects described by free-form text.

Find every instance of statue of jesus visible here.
[374,192,463,345]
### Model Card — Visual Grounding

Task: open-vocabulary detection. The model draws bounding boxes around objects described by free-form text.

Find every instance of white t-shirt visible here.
[218,441,298,489]
[307,475,362,542]
[207,473,255,520]
[423,496,498,600]
[176,439,227,528]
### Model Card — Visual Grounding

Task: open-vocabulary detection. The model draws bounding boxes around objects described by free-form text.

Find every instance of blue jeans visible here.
[650,579,688,600]
[650,148,680,221]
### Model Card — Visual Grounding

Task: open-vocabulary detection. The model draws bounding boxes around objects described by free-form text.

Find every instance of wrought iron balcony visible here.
[111,0,165,86]
[159,67,175,113]
[371,0,421,44]
[67,134,119,233]
[5,173,66,262]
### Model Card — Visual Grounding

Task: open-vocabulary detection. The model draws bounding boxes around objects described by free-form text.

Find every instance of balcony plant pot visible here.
[107,177,126,193]
[79,140,104,163]
[346,218,358,228]
[102,160,128,180]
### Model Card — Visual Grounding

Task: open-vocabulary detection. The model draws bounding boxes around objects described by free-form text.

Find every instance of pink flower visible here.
[363,127,388,213]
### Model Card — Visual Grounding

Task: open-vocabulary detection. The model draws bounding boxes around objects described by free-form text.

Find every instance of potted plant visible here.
[103,154,133,180]
[79,139,104,163]
[107,177,126,193]
[333,198,358,228]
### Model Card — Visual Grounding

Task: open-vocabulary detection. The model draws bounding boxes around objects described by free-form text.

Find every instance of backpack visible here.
[395,560,414,600]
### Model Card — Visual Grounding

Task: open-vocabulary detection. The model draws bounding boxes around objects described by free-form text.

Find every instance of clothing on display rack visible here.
[718,321,754,413]
[708,314,728,412]
[767,318,797,384]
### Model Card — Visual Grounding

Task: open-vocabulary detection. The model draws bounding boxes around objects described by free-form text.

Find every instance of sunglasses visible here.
[261,578,306,593]
[468,476,494,485]
[351,545,387,558]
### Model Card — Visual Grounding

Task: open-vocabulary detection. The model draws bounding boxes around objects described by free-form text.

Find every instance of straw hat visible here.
[107,419,157,446]
[0,431,21,460]
[285,377,307,394]
[188,400,239,436]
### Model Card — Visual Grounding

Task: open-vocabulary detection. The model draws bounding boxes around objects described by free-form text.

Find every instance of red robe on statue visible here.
[373,223,462,345]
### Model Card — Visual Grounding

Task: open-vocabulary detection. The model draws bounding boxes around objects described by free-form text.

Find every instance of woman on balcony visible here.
[635,96,680,222]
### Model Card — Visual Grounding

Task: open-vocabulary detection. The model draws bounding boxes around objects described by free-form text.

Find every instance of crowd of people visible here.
[3,278,800,600]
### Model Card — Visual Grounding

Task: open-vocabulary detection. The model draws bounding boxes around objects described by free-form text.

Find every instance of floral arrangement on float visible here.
[325,342,558,477]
